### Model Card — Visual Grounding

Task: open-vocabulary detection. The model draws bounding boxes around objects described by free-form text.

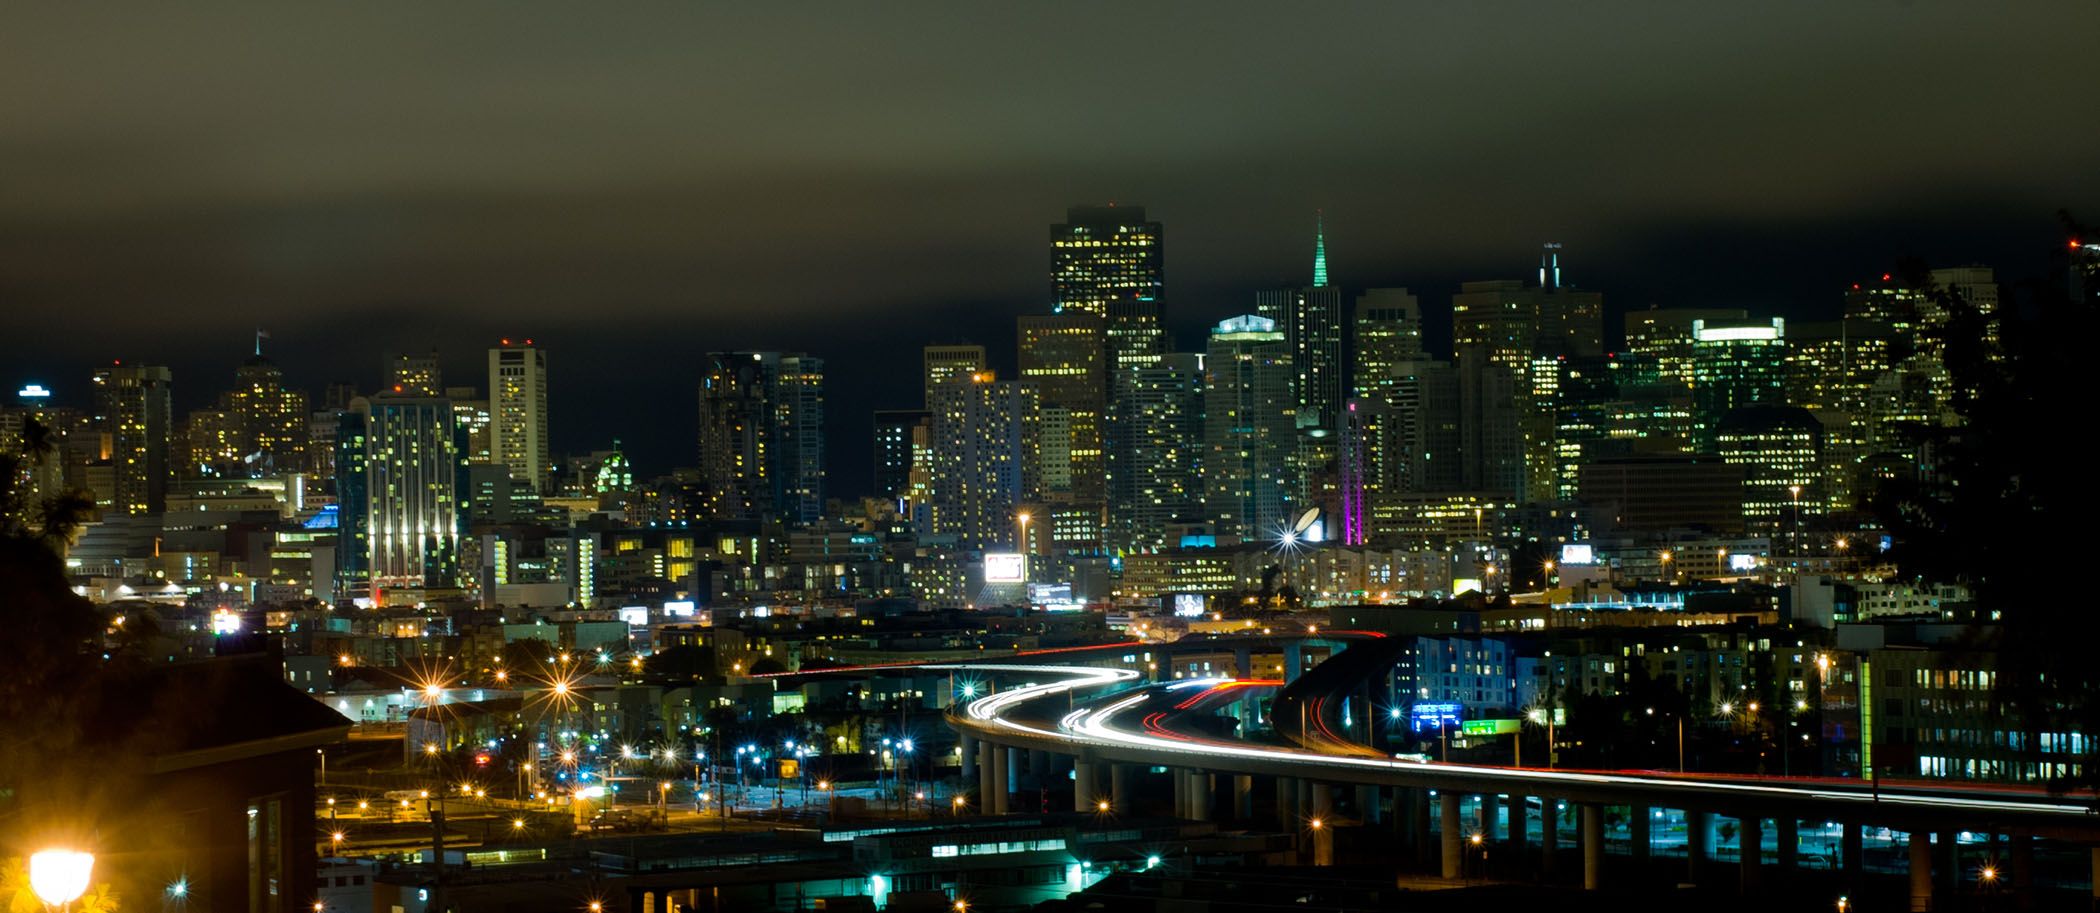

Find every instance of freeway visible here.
[942,663,2100,843]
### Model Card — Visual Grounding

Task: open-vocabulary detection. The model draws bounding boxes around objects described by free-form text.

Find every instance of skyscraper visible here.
[1109,353,1205,552]
[1451,251,1605,502]
[92,362,172,515]
[1255,286,1346,430]
[1690,317,1787,446]
[228,354,308,477]
[696,352,826,525]
[1255,215,1346,429]
[927,371,1038,548]
[872,409,929,502]
[1204,316,1296,541]
[361,394,462,590]
[1017,314,1107,516]
[1715,404,1824,540]
[1623,308,1751,392]
[388,350,443,396]
[489,339,550,493]
[922,345,988,409]
[1352,288,1425,398]
[1052,205,1165,371]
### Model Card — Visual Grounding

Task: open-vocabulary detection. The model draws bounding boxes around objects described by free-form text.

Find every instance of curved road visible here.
[941,662,2100,842]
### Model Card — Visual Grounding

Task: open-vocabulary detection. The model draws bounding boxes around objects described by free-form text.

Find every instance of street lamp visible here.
[29,849,94,909]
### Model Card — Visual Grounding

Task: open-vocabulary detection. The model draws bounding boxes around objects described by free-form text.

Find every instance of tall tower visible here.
[1312,211,1330,289]
[1017,313,1107,512]
[1203,316,1296,541]
[362,394,462,591]
[1110,353,1205,552]
[388,350,443,396]
[1690,317,1787,446]
[697,352,824,525]
[489,339,550,493]
[922,345,988,409]
[927,371,1038,548]
[1352,288,1425,398]
[92,363,172,515]
[229,354,309,477]
[1052,205,1165,371]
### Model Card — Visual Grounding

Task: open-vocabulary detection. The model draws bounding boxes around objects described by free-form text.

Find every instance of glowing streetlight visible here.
[1096,800,1111,813]
[29,849,94,907]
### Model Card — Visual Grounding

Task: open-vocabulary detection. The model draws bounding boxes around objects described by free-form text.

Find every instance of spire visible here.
[1312,210,1329,287]
[1539,242,1563,290]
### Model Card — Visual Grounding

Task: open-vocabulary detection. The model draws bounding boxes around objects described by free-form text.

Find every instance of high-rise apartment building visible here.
[446,386,493,464]
[1203,316,1296,541]
[1352,288,1425,398]
[489,340,549,493]
[1109,353,1205,552]
[92,363,172,515]
[927,372,1038,548]
[922,345,988,409]
[696,352,826,526]
[1052,205,1165,371]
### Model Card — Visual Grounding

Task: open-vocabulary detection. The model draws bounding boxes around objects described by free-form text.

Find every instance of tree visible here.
[1870,214,2097,792]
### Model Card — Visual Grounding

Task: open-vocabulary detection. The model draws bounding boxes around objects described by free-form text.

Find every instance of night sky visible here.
[4,3,2096,498]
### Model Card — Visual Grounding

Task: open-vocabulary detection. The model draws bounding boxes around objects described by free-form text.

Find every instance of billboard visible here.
[1460,718,1522,736]
[1728,553,1759,572]
[984,553,1026,583]
[1408,702,1462,734]
[618,606,648,627]
[1451,578,1483,595]
[1559,543,1595,566]
[662,600,697,617]
[1171,593,1207,618]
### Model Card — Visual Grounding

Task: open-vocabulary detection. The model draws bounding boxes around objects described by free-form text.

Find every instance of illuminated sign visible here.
[1408,702,1462,733]
[1460,718,1522,736]
[1171,594,1206,618]
[777,759,799,779]
[984,553,1026,583]
[1559,544,1595,566]
[1451,578,1483,595]
[210,611,243,636]
[662,600,696,617]
[1728,553,1759,572]
[618,606,648,627]
[16,384,52,399]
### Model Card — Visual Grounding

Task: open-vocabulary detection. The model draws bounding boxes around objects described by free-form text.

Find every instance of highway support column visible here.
[959,732,976,785]
[1073,757,1095,813]
[1581,804,1604,891]
[1234,774,1255,820]
[1111,764,1131,814]
[1909,831,1933,912]
[977,742,996,814]
[1687,810,1712,884]
[1311,783,1334,866]
[1738,815,1763,893]
[1539,798,1558,877]
[1842,821,1864,876]
[1776,817,1798,873]
[1628,805,1651,865]
[1187,770,1212,822]
[1440,791,1463,880]
[1478,794,1499,843]
[1506,794,1527,853]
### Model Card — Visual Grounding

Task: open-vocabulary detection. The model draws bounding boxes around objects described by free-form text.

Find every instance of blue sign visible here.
[1408,702,1463,734]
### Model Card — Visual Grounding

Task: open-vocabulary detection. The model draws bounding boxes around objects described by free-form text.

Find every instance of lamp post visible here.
[1016,511,1032,583]
[29,849,93,911]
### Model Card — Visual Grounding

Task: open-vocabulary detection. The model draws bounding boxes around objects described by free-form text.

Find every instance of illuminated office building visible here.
[872,409,929,501]
[922,344,987,409]
[445,386,492,464]
[360,394,463,590]
[1109,353,1205,552]
[1254,215,1346,428]
[489,339,550,493]
[1203,316,1296,541]
[1690,317,1787,446]
[1017,313,1107,515]
[696,352,826,526]
[1785,319,1893,513]
[1052,205,1164,371]
[1623,308,1749,392]
[1352,288,1425,398]
[1714,404,1824,540]
[388,350,443,396]
[92,362,172,515]
[1450,247,1604,502]
[229,354,309,477]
